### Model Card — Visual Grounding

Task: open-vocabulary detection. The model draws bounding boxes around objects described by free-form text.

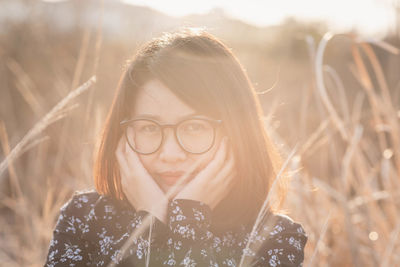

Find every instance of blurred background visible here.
[0,0,399,266]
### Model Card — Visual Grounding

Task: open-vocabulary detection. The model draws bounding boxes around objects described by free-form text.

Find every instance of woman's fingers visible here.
[123,129,140,167]
[116,134,144,188]
[116,137,128,175]
[211,153,236,205]
[198,136,229,178]
[116,137,132,192]
[214,136,229,165]
[213,151,236,186]
[116,135,124,155]
[123,129,150,179]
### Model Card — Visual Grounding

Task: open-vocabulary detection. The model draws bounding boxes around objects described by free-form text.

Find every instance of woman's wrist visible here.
[148,199,169,224]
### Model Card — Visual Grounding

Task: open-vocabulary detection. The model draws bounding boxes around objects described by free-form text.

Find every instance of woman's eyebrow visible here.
[133,112,203,121]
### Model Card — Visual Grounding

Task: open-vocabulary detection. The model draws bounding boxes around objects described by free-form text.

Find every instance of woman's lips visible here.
[158,172,185,186]
[159,175,182,186]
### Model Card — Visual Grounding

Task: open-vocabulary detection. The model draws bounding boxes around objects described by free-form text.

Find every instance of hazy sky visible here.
[123,0,397,36]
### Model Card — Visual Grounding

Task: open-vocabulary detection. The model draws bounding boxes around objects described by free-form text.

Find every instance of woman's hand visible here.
[174,136,237,209]
[115,135,169,224]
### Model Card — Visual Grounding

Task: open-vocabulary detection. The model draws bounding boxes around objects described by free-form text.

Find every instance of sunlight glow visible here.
[122,0,396,36]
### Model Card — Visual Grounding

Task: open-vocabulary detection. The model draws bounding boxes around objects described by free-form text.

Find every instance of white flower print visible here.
[45,191,307,267]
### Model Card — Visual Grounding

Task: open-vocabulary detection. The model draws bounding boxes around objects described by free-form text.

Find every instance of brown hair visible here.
[94,28,286,231]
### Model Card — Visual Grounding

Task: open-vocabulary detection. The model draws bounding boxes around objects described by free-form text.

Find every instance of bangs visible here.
[151,51,227,119]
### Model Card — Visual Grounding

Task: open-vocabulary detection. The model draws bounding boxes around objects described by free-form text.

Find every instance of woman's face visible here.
[130,79,224,193]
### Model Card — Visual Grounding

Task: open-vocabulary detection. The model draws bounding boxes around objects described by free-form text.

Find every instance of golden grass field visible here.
[0,1,399,266]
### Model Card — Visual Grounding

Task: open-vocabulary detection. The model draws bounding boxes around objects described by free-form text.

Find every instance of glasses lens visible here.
[126,120,162,154]
[177,119,215,153]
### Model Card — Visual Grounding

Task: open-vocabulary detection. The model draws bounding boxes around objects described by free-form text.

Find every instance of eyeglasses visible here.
[120,116,222,154]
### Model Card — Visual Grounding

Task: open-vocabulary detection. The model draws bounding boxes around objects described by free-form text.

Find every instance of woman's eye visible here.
[184,123,206,131]
[141,124,158,132]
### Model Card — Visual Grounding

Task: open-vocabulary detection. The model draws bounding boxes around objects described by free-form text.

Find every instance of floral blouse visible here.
[44,190,307,267]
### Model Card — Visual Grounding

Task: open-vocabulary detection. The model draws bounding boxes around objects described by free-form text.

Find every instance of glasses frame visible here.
[120,116,223,155]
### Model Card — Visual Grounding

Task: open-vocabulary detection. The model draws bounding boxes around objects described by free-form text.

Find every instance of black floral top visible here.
[44,190,307,267]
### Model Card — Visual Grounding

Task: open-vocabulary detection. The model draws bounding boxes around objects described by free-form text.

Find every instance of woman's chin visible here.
[152,177,181,196]
[157,184,182,201]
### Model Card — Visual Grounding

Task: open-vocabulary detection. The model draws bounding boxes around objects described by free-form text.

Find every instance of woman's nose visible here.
[158,128,186,162]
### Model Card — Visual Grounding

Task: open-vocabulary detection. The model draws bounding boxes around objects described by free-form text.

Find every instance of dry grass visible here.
[285,33,400,267]
[0,3,399,266]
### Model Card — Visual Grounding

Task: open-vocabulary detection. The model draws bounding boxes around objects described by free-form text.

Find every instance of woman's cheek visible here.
[137,154,155,173]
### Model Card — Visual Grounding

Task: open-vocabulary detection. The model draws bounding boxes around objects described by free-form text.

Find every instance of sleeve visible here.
[250,216,308,267]
[44,193,98,267]
[165,198,218,266]
[116,209,164,266]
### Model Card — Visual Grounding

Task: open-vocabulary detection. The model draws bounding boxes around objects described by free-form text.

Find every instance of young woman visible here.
[44,28,307,267]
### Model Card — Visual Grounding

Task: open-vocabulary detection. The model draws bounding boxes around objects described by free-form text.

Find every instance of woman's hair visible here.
[94,28,286,231]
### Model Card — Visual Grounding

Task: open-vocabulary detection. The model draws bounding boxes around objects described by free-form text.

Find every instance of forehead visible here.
[132,79,197,123]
